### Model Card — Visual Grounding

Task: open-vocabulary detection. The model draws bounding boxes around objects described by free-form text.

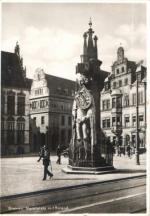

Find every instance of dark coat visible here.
[39,146,50,166]
[57,147,61,156]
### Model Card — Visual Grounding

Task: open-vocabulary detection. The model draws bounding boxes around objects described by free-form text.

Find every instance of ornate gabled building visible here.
[29,68,75,152]
[1,42,32,155]
[101,46,147,151]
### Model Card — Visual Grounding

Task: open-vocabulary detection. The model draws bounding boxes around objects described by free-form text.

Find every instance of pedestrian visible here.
[127,144,131,158]
[37,145,53,181]
[56,145,61,164]
[117,145,121,157]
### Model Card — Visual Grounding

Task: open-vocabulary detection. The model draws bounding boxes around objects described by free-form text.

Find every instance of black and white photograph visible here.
[0,0,149,214]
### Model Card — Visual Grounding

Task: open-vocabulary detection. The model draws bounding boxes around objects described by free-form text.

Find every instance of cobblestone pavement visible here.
[0,154,146,197]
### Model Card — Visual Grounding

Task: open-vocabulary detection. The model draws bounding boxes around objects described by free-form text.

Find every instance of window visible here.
[132,116,136,127]
[124,78,128,86]
[124,94,129,107]
[1,94,5,114]
[32,101,37,109]
[35,88,43,95]
[106,100,110,110]
[116,97,122,108]
[17,118,25,145]
[103,100,110,110]
[116,69,119,74]
[102,100,106,110]
[1,118,4,144]
[7,117,15,145]
[71,90,75,96]
[102,119,110,128]
[105,83,109,91]
[33,117,36,125]
[41,116,45,125]
[117,116,121,125]
[17,96,25,115]
[139,115,144,126]
[102,119,106,128]
[68,116,71,126]
[40,100,46,108]
[61,115,65,126]
[132,93,136,105]
[7,95,15,115]
[112,98,116,108]
[64,89,69,95]
[138,92,144,104]
[119,80,122,87]
[113,82,117,89]
[125,116,130,127]
[112,117,116,126]
[122,67,125,73]
[106,119,110,128]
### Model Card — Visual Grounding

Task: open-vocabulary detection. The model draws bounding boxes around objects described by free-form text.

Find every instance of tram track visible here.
[0,174,146,214]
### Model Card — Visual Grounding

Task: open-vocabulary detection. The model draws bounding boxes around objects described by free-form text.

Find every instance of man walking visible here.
[56,145,61,164]
[38,145,53,180]
[127,144,131,158]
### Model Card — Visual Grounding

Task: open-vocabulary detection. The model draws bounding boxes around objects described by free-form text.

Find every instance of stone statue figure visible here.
[71,73,96,161]
[66,21,114,170]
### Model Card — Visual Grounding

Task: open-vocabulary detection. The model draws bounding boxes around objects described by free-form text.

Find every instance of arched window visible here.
[7,91,15,115]
[124,94,129,107]
[7,117,15,145]
[17,117,25,145]
[17,93,25,115]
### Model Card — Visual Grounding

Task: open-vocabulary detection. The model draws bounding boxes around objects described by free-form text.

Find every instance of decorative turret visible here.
[93,35,98,59]
[117,46,124,62]
[14,41,20,57]
[14,42,26,79]
[80,19,99,64]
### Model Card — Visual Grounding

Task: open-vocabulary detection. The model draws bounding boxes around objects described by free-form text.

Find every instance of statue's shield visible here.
[75,87,92,110]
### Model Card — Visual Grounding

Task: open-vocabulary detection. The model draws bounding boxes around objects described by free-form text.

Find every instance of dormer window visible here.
[105,82,109,91]
[57,87,61,92]
[122,67,124,73]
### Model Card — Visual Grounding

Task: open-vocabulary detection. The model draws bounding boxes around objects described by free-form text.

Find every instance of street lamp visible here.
[142,77,147,149]
[135,61,145,165]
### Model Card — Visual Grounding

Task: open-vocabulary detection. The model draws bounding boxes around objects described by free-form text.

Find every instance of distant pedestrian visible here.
[56,145,61,164]
[127,144,131,158]
[117,145,122,157]
[37,145,53,180]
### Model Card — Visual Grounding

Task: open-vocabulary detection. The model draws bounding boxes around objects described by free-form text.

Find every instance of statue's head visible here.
[76,73,92,87]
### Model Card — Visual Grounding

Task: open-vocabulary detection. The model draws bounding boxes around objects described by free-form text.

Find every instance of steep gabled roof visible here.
[1,51,31,89]
[45,74,75,91]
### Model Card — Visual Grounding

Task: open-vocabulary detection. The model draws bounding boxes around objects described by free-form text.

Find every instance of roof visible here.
[45,74,75,91]
[1,51,31,89]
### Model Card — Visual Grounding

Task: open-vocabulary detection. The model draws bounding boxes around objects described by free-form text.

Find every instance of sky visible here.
[1,3,147,81]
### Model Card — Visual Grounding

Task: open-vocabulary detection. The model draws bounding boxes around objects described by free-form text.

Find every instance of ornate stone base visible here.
[62,165,116,175]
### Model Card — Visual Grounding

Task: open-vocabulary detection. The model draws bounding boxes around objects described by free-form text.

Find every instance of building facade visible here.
[30,68,75,152]
[1,43,32,155]
[101,46,146,151]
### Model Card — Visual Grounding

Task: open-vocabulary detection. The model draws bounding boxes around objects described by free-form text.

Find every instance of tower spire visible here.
[87,18,94,59]
[89,17,92,29]
[14,41,20,56]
